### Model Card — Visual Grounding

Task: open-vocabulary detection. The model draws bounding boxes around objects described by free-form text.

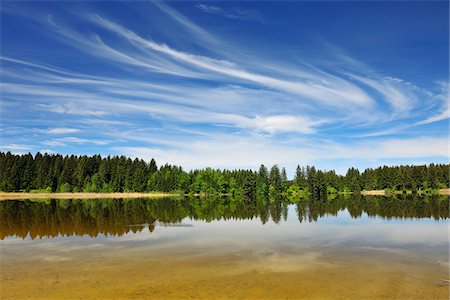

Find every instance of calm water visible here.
[1,195,449,299]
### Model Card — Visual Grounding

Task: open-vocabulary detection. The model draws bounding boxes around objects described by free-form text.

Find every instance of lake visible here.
[1,195,449,299]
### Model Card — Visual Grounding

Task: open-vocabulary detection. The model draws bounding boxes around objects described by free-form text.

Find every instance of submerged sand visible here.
[1,247,448,299]
[1,198,448,299]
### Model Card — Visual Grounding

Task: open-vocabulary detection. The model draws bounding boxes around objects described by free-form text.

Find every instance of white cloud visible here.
[39,149,56,154]
[196,4,223,14]
[0,144,34,151]
[1,3,447,172]
[242,115,318,134]
[115,135,448,173]
[115,133,317,171]
[36,103,107,116]
[195,4,264,22]
[42,140,67,147]
[3,11,440,131]
[153,1,221,50]
[83,15,375,108]
[332,137,449,159]
[348,74,414,111]
[46,127,80,134]
[415,110,450,125]
[59,137,108,145]
[3,80,323,134]
[351,126,407,138]
[42,137,108,146]
[415,81,449,125]
[46,15,202,78]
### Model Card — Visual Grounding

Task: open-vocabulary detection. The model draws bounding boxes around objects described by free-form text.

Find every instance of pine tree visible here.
[269,165,282,194]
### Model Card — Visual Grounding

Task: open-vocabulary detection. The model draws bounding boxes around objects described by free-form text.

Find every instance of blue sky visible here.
[0,1,448,175]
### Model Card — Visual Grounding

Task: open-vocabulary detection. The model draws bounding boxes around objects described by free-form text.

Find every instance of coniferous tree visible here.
[294,165,306,188]
[269,165,282,196]
[0,152,448,195]
[257,165,269,197]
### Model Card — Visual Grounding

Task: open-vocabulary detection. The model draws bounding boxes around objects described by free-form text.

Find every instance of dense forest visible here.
[0,152,448,196]
[1,195,448,240]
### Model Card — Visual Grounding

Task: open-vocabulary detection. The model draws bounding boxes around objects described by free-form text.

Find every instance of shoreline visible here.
[0,189,448,200]
[361,189,450,196]
[0,192,181,201]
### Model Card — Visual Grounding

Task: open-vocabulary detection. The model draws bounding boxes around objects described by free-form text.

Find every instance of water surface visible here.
[1,195,449,299]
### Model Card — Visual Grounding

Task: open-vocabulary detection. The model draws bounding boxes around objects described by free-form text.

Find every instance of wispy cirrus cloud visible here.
[46,128,80,134]
[42,137,108,148]
[58,137,108,145]
[37,14,373,113]
[195,4,264,22]
[416,110,450,125]
[1,56,326,134]
[37,103,107,116]
[415,81,449,125]
[2,5,436,118]
[0,144,34,151]
[0,1,448,173]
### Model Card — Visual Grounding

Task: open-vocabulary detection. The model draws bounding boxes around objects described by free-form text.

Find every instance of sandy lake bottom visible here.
[1,197,449,299]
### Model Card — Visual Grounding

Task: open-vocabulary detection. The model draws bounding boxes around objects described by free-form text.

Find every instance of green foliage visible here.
[342,187,352,194]
[59,183,72,193]
[294,165,307,188]
[101,183,111,193]
[0,152,448,196]
[421,188,439,195]
[29,187,53,193]
[286,185,309,203]
[243,174,256,200]
[327,186,338,194]
[327,193,338,201]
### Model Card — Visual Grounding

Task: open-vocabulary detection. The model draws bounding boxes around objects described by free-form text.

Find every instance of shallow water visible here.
[1,195,449,299]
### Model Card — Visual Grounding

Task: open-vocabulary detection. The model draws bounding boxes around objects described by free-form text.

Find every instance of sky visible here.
[0,1,448,175]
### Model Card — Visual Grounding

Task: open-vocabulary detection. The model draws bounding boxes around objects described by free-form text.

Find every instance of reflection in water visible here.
[1,195,449,299]
[0,195,448,240]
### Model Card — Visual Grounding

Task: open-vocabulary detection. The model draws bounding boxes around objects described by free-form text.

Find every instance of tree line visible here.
[0,152,448,195]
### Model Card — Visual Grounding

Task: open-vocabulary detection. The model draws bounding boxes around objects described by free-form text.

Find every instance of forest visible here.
[0,152,448,196]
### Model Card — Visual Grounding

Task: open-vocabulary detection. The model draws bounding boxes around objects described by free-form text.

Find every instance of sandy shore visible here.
[362,189,450,196]
[361,190,386,195]
[438,188,450,195]
[0,192,181,201]
[0,189,448,200]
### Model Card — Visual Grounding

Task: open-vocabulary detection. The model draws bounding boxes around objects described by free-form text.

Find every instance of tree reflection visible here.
[0,195,448,240]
